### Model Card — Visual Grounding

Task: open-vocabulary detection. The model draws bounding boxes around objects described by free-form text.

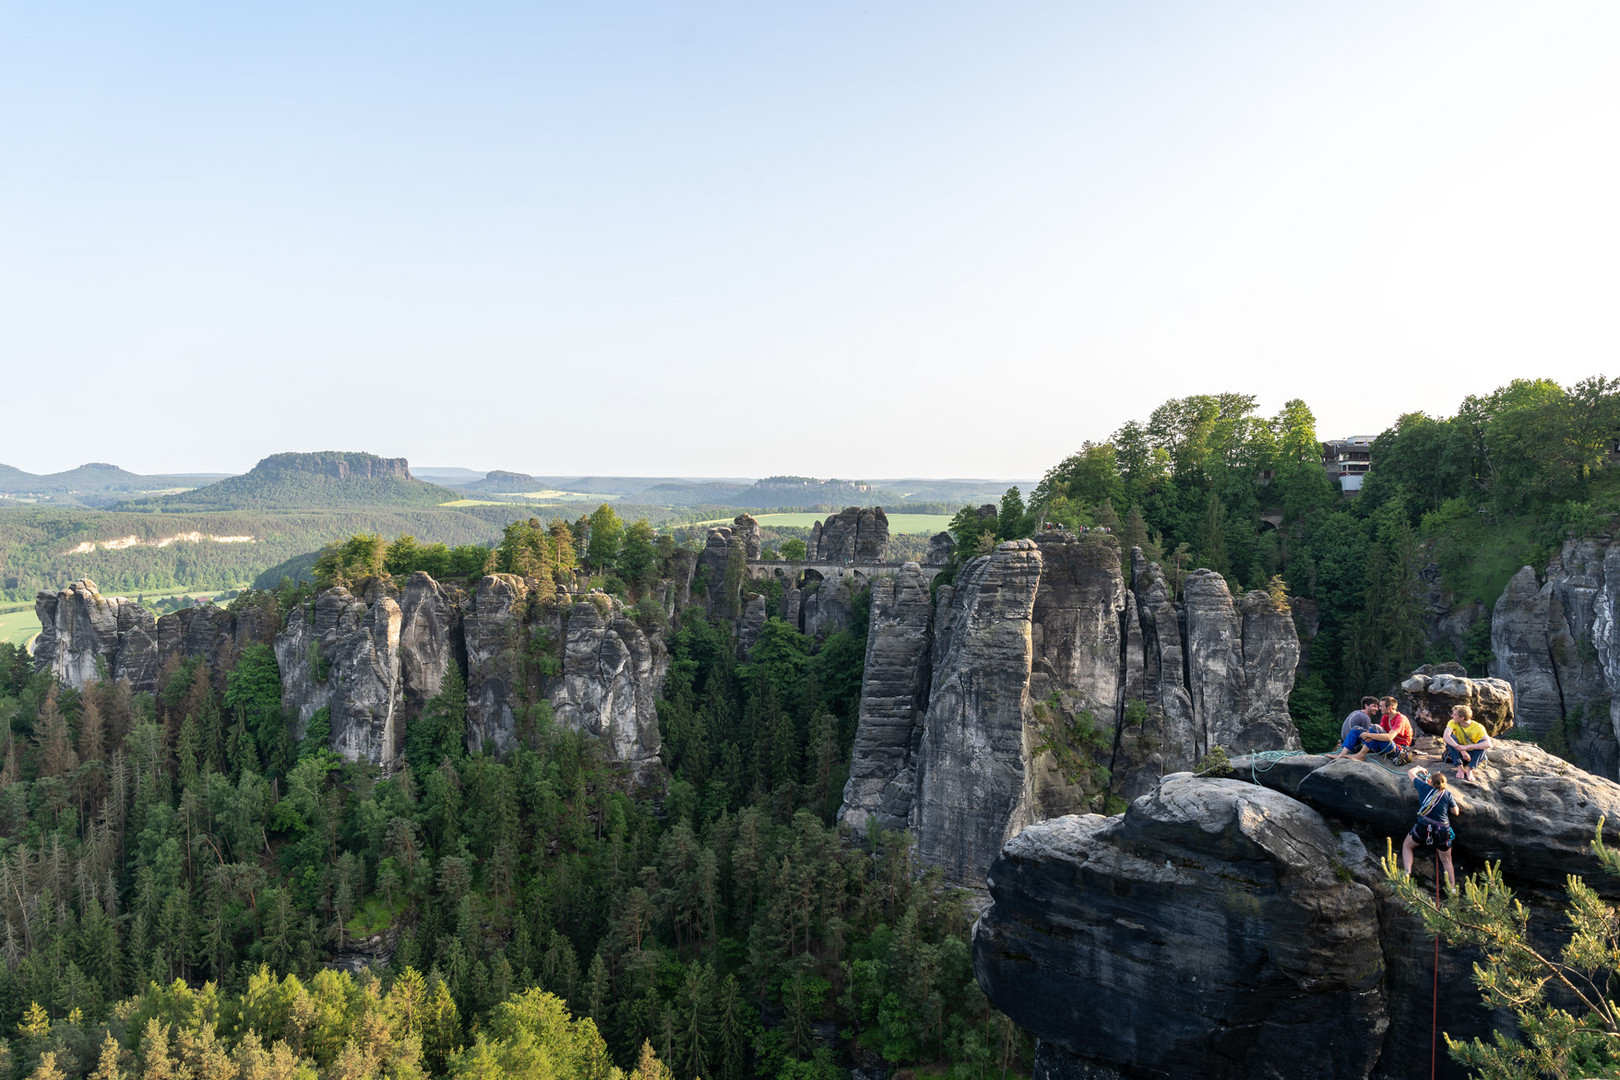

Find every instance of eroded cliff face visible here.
[974,779,1387,1080]
[549,599,667,783]
[839,538,1302,887]
[35,568,670,778]
[1491,538,1619,776]
[913,540,1044,885]
[975,745,1620,1080]
[35,579,275,694]
[810,506,889,562]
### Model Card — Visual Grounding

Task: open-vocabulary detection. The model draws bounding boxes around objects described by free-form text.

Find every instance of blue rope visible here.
[1249,749,1305,785]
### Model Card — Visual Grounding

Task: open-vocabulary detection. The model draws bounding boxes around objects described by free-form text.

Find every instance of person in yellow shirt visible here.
[1442,705,1492,781]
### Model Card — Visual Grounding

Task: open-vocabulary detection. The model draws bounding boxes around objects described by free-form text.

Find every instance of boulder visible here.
[973,778,1387,1080]
[1399,668,1514,735]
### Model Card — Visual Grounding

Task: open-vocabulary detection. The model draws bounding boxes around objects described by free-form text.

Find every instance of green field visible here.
[699,512,954,534]
[0,606,40,648]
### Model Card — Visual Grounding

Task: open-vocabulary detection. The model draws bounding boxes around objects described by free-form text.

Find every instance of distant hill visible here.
[115,452,458,511]
[462,469,541,493]
[0,461,229,496]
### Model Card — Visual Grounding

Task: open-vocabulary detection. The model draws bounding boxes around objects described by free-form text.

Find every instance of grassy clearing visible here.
[0,608,40,648]
[699,512,955,534]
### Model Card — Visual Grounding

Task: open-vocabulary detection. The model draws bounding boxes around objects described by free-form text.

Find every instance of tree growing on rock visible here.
[1382,827,1620,1078]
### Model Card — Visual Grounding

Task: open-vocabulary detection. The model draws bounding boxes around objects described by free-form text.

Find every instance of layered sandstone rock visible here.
[912,540,1043,885]
[839,542,1305,887]
[1489,539,1618,774]
[810,506,889,563]
[839,563,937,835]
[37,579,276,695]
[971,770,1522,1080]
[973,779,1388,1080]
[549,599,666,783]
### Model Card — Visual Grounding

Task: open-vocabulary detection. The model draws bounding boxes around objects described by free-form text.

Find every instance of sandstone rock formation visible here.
[798,569,862,640]
[840,539,1303,888]
[974,779,1389,1080]
[1490,539,1620,775]
[547,598,666,783]
[36,579,274,694]
[1234,741,1620,895]
[809,506,889,563]
[971,767,1532,1080]
[912,540,1043,884]
[35,570,670,778]
[840,563,935,835]
[924,531,955,566]
[1399,664,1514,735]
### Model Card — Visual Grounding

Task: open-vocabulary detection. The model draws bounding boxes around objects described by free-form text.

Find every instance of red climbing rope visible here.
[1431,850,1441,1080]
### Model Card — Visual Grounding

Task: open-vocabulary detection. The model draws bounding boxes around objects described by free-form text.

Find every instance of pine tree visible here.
[34,690,78,780]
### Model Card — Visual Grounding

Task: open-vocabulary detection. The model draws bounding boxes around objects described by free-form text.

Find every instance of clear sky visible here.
[2,2,1616,478]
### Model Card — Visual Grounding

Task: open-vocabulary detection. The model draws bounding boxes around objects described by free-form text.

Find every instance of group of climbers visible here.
[1320,694,1495,888]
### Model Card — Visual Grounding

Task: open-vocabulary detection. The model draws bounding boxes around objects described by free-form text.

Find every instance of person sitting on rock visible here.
[1442,705,1492,781]
[1401,765,1461,887]
[1344,696,1413,763]
[1325,696,1381,759]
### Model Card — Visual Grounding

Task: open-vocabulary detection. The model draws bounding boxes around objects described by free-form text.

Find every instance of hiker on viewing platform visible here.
[1400,765,1461,888]
[1442,705,1492,782]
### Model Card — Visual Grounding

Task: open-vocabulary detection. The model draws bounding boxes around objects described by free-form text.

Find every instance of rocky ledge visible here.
[974,742,1620,1080]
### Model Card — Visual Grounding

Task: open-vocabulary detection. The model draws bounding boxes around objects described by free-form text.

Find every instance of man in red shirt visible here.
[1345,696,1413,763]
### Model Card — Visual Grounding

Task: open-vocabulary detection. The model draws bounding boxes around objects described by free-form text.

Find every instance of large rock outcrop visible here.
[841,542,1303,887]
[974,778,1388,1080]
[809,506,889,563]
[972,770,1529,1080]
[1235,741,1620,896]
[975,746,1620,1080]
[1490,538,1619,775]
[35,579,275,694]
[840,564,935,835]
[913,541,1044,884]
[548,599,667,782]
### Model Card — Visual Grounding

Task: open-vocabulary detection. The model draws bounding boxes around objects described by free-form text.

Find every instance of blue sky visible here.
[2,3,1617,477]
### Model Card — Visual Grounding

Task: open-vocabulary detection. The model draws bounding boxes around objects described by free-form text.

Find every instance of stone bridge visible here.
[745,559,945,587]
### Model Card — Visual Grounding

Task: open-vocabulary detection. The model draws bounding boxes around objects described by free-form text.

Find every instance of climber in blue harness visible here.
[1399,766,1461,888]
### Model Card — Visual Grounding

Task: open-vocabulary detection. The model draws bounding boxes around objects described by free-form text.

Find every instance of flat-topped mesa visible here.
[809,506,889,563]
[838,540,1303,888]
[34,579,277,693]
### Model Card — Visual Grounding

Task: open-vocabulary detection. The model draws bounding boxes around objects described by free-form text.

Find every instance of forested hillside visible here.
[0,548,1005,1080]
[995,377,1620,748]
